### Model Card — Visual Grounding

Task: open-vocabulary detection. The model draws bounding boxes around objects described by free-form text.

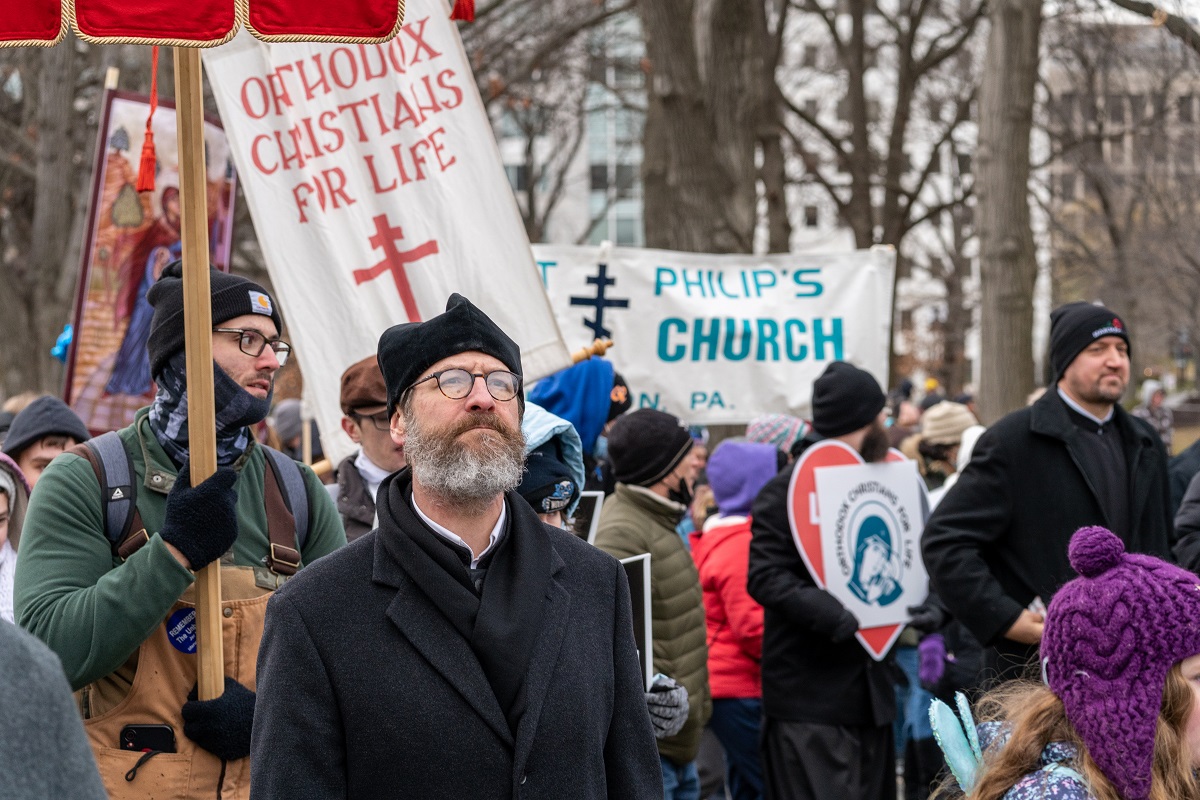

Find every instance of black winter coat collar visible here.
[1029,388,1158,526]
[372,468,558,739]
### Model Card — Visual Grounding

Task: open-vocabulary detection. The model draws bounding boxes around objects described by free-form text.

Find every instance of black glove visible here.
[645,673,690,739]
[160,464,239,570]
[830,609,860,643]
[906,601,948,635]
[182,677,255,761]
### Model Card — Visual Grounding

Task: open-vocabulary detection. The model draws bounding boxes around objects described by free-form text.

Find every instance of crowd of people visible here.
[2,263,1200,800]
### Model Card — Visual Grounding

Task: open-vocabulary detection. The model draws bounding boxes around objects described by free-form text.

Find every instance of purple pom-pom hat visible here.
[1041,526,1200,800]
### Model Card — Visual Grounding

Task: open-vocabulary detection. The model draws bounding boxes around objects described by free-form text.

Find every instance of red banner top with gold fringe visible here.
[1,0,406,47]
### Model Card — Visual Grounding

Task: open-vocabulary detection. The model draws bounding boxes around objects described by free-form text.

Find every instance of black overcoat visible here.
[921,388,1175,674]
[250,485,661,800]
[747,463,897,728]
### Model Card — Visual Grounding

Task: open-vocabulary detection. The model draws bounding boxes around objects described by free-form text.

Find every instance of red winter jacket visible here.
[690,516,763,699]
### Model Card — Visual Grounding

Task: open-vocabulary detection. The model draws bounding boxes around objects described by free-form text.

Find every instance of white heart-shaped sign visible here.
[786,439,929,660]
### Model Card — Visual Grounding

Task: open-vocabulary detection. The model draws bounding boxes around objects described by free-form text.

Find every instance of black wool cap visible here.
[146,260,283,380]
[607,408,693,487]
[2,395,91,459]
[811,361,887,438]
[518,440,579,514]
[1049,301,1130,380]
[377,293,523,417]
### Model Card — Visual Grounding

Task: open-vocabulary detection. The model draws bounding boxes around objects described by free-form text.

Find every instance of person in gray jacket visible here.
[0,620,107,800]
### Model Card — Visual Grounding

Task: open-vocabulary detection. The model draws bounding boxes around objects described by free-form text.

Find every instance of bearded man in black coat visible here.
[250,295,660,800]
[922,302,1178,685]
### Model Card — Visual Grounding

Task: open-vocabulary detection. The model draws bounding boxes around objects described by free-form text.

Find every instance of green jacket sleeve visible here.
[298,464,347,565]
[15,454,195,690]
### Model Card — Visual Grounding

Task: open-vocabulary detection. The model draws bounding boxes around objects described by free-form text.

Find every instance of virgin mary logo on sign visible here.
[787,440,930,660]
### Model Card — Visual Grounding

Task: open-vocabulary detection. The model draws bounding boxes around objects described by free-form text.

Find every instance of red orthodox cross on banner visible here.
[353,214,440,322]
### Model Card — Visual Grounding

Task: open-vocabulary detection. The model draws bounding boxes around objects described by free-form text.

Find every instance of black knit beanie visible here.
[2,396,91,458]
[377,293,523,417]
[607,408,694,487]
[518,440,579,514]
[1049,302,1129,380]
[811,361,887,438]
[146,260,283,380]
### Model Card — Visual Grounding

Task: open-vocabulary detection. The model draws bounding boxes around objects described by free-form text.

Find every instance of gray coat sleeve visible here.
[604,562,664,800]
[0,623,108,800]
[250,592,347,800]
[1173,470,1200,571]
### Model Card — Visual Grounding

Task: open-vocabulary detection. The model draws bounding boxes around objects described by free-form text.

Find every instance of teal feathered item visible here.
[929,692,984,793]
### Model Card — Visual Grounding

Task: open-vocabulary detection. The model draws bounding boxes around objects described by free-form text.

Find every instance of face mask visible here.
[593,435,609,461]
[667,474,693,508]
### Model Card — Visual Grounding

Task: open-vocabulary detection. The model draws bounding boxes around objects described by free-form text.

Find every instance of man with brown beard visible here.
[748,361,897,800]
[249,294,661,800]
[922,302,1175,685]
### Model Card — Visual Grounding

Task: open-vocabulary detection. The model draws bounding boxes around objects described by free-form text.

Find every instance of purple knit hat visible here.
[706,441,778,518]
[1042,526,1200,800]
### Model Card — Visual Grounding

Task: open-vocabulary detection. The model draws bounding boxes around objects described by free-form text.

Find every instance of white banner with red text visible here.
[531,244,896,425]
[203,6,571,465]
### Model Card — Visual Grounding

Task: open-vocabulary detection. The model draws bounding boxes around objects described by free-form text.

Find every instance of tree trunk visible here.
[638,0,754,253]
[975,0,1042,424]
[941,254,971,396]
[25,42,78,394]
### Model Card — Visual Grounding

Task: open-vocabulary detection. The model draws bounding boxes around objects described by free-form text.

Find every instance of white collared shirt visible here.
[353,450,392,503]
[411,494,506,569]
[1057,387,1114,426]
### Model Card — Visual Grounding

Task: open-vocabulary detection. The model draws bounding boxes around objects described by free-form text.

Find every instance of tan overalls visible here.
[78,565,281,799]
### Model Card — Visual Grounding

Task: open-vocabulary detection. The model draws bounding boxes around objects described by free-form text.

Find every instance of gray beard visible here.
[404,411,526,508]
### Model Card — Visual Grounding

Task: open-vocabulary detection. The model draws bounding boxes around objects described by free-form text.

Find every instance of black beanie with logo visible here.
[146,260,283,380]
[811,361,887,438]
[1049,302,1129,380]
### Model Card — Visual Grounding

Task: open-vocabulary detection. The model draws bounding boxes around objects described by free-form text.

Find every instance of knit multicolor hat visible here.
[1042,526,1200,800]
[746,413,809,454]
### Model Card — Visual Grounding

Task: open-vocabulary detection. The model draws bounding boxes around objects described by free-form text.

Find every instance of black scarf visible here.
[148,350,273,469]
[376,468,552,735]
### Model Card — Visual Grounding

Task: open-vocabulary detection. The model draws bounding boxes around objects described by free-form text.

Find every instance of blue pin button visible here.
[166,608,197,654]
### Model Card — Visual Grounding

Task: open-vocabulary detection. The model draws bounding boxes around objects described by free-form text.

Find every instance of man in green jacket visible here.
[15,261,346,800]
[594,408,711,800]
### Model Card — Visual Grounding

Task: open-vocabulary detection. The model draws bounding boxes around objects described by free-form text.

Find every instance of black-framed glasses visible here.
[409,369,521,402]
[352,410,391,431]
[213,328,292,367]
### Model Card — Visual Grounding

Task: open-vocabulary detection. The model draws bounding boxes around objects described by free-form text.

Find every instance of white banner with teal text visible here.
[532,245,896,424]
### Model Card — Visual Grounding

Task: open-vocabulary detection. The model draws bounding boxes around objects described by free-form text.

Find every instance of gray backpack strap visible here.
[90,431,137,548]
[262,446,309,551]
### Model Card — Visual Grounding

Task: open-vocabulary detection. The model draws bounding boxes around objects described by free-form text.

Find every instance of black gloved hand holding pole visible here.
[182,676,255,761]
[160,464,239,570]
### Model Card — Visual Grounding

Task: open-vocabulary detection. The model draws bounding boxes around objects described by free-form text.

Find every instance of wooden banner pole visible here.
[571,338,614,363]
[174,45,224,702]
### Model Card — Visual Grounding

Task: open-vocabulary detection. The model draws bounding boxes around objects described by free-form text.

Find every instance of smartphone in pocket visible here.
[120,724,176,753]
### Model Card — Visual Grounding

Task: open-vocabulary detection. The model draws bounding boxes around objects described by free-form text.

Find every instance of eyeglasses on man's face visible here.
[352,410,391,432]
[408,368,522,402]
[213,328,292,367]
